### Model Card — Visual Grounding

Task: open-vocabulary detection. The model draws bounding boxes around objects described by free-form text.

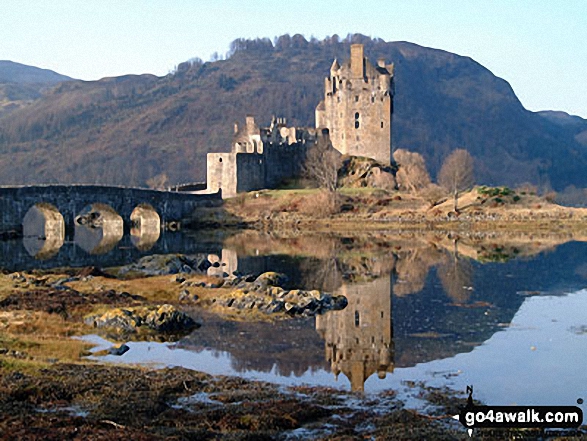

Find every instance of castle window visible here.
[355,311,360,327]
[219,158,223,163]
[371,96,375,103]
[381,311,384,318]
[355,95,359,102]
[354,112,360,119]
[355,121,359,129]
[381,121,384,128]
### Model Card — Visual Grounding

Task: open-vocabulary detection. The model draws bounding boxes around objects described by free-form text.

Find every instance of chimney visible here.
[350,44,365,79]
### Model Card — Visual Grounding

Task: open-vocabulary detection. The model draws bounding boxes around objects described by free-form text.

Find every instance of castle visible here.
[200,44,394,198]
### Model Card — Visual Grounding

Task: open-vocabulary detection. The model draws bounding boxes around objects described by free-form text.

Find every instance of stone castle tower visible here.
[315,44,394,165]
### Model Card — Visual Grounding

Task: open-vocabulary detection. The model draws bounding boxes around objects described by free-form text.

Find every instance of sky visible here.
[1,0,586,118]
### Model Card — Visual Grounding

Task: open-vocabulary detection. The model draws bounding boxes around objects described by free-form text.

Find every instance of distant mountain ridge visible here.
[537,110,587,148]
[0,34,585,191]
[0,61,73,118]
[0,60,72,84]
[537,110,586,128]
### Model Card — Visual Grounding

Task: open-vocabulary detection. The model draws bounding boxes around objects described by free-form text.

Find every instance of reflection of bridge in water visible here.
[0,185,222,271]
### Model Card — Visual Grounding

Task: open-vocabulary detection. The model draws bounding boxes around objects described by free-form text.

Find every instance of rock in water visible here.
[108,344,130,356]
[85,308,142,333]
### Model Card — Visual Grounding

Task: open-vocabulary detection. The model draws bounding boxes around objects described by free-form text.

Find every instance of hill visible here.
[0,61,73,118]
[537,110,587,148]
[0,60,73,84]
[0,34,585,191]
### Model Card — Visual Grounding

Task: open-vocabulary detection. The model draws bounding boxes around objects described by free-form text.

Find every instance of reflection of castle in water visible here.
[205,237,568,392]
[316,276,394,392]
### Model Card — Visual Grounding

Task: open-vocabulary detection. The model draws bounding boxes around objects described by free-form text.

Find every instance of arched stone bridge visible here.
[0,185,222,233]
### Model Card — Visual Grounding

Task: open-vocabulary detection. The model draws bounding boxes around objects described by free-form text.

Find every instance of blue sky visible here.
[2,0,586,117]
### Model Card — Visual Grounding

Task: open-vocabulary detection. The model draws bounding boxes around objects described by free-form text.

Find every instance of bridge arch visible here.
[22,203,65,259]
[74,203,124,255]
[130,203,161,251]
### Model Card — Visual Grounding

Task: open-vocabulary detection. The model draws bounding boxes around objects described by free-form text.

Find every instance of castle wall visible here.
[204,123,317,198]
[263,142,308,188]
[205,151,267,198]
[236,153,266,194]
[206,153,238,198]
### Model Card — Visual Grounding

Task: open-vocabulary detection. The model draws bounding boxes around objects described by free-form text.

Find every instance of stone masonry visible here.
[204,116,329,198]
[201,44,394,198]
[315,43,394,165]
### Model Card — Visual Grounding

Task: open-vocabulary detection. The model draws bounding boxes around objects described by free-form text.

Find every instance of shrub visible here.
[297,191,341,216]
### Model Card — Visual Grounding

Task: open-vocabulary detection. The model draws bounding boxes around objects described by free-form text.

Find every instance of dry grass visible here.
[219,186,587,235]
[66,274,216,303]
[296,190,341,216]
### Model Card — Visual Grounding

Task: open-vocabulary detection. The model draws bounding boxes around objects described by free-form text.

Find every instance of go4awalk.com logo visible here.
[453,386,583,437]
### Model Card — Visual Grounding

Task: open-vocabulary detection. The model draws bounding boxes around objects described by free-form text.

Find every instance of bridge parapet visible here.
[0,185,222,233]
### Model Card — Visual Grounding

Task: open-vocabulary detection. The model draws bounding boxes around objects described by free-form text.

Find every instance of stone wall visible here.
[201,121,319,198]
[206,153,238,197]
[263,142,308,188]
[236,153,266,194]
[0,185,221,232]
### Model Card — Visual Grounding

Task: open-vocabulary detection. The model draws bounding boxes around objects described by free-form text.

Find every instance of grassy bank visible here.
[191,186,587,234]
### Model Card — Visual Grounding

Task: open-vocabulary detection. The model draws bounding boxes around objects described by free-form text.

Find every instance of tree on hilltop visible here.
[438,149,474,212]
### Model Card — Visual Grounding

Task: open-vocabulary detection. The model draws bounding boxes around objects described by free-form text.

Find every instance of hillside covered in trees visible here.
[0,34,586,191]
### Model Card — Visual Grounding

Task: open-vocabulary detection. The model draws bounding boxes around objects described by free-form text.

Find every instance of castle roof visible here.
[330,59,340,72]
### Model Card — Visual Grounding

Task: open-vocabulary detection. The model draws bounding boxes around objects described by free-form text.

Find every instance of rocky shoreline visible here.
[2,247,587,439]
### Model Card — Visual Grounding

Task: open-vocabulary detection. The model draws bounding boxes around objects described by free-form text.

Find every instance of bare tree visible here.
[393,149,431,192]
[302,136,341,193]
[420,184,447,208]
[438,149,474,212]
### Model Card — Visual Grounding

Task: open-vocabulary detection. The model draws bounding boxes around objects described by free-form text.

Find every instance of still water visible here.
[4,225,587,409]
